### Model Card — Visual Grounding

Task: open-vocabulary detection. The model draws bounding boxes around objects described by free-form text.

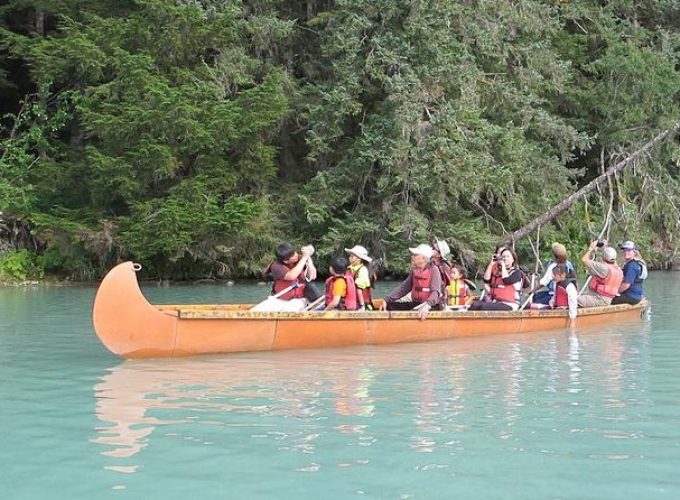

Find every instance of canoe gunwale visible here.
[162,302,648,321]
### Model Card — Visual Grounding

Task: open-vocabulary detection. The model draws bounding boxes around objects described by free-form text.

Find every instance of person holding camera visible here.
[577,240,623,308]
[265,242,318,301]
[469,247,523,311]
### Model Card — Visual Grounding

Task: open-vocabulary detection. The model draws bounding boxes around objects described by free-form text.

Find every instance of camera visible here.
[596,239,607,248]
[492,255,501,262]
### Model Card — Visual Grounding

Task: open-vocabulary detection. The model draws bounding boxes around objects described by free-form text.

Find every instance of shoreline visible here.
[1,268,675,289]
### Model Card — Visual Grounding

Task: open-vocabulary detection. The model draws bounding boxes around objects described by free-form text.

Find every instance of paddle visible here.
[250,282,299,310]
[304,296,325,311]
[578,276,592,296]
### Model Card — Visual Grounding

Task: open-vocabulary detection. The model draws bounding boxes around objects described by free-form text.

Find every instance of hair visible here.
[330,256,349,275]
[494,245,506,255]
[500,248,519,267]
[275,242,295,262]
[552,263,569,277]
[451,263,467,279]
[553,254,567,264]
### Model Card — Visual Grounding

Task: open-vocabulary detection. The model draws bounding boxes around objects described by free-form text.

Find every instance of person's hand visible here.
[418,303,431,321]
[301,245,313,258]
[588,240,599,252]
[379,300,388,311]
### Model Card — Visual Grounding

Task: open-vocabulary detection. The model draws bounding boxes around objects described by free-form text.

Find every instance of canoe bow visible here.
[93,262,178,358]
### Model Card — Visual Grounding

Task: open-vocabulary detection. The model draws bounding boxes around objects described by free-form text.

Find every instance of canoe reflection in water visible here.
[91,328,650,475]
[91,349,384,462]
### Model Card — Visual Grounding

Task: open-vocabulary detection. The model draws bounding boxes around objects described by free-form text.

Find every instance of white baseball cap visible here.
[603,246,617,262]
[409,244,433,259]
[344,245,373,262]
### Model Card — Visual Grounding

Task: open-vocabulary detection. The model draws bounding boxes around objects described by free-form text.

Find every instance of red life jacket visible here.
[554,279,577,308]
[271,261,306,300]
[447,279,469,306]
[348,263,374,306]
[589,262,624,298]
[324,273,358,310]
[490,268,520,304]
[411,266,434,304]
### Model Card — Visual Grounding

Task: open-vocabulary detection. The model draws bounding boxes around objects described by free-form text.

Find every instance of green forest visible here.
[2,0,680,281]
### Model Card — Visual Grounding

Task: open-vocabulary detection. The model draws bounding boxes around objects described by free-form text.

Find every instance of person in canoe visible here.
[324,256,358,311]
[548,263,578,327]
[577,240,623,307]
[469,247,523,311]
[431,238,452,303]
[263,242,319,301]
[345,245,375,310]
[527,242,576,306]
[379,244,443,320]
[611,240,647,306]
[446,263,476,309]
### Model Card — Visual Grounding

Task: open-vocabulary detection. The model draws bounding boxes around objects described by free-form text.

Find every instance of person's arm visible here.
[538,263,554,288]
[566,283,578,321]
[483,259,496,282]
[281,255,310,281]
[418,270,443,320]
[618,262,636,293]
[304,255,317,281]
[379,274,413,309]
[581,240,599,268]
[502,268,522,285]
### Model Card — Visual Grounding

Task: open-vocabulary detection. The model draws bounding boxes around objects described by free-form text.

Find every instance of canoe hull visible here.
[93,262,648,359]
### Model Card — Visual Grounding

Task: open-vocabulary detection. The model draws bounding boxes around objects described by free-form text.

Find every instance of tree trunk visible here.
[504,122,680,245]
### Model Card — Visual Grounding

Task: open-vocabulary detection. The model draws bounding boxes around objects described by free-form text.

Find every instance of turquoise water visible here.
[1,275,679,499]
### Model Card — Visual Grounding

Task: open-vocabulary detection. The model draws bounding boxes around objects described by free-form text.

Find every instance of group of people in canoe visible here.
[256,238,648,321]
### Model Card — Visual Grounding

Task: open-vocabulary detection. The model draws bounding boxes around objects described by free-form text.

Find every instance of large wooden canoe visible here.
[92,262,649,359]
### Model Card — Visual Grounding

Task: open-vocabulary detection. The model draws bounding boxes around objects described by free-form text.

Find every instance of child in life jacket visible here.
[324,256,358,311]
[548,263,578,326]
[446,264,476,309]
[345,245,375,310]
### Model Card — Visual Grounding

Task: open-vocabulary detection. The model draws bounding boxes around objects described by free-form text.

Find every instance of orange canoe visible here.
[92,262,649,359]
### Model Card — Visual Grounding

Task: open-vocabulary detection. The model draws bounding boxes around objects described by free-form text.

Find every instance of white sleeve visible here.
[567,283,578,320]
[539,263,555,287]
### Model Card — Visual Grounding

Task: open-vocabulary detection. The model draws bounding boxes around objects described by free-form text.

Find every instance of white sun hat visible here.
[345,245,373,262]
[432,238,451,259]
[409,244,433,259]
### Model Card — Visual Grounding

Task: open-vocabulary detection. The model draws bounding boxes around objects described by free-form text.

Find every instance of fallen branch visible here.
[504,121,680,245]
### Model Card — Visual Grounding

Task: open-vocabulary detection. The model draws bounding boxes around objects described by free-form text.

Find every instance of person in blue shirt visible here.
[611,240,647,305]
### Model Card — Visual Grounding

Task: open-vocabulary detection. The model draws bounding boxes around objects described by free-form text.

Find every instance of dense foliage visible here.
[2,0,680,280]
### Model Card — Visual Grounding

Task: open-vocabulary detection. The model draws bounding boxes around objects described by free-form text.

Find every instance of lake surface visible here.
[1,274,679,499]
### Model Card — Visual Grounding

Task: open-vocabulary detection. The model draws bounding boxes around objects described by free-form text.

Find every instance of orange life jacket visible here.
[447,279,469,306]
[411,266,434,304]
[324,273,358,310]
[589,262,624,298]
[554,279,577,308]
[490,268,520,304]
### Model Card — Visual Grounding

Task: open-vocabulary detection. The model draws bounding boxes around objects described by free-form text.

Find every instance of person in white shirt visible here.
[549,264,578,328]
